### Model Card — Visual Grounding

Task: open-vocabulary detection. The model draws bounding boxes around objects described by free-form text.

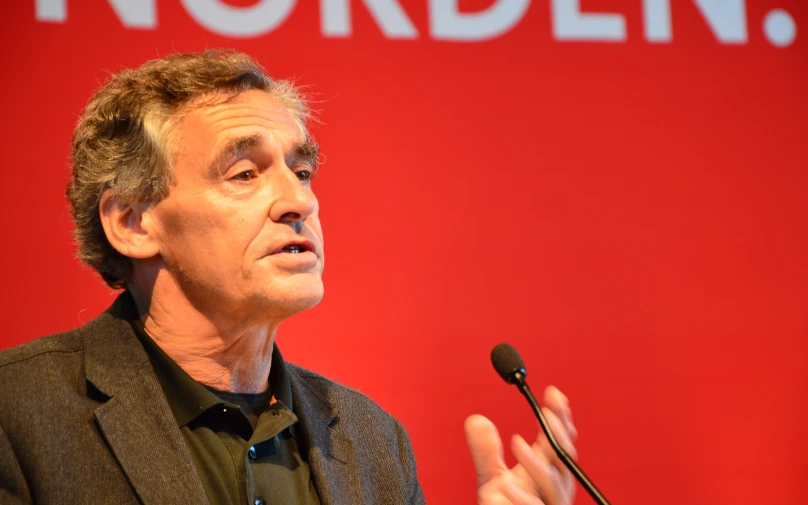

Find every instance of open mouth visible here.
[279,244,310,254]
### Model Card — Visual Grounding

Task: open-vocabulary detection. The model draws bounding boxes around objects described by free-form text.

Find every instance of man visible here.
[0,50,578,504]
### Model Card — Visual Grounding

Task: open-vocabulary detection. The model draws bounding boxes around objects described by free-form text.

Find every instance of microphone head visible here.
[491,343,527,384]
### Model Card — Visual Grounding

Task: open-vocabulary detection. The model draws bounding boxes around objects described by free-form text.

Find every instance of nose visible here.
[267,163,318,231]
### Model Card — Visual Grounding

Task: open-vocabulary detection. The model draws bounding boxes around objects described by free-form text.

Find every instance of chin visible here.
[258,277,324,319]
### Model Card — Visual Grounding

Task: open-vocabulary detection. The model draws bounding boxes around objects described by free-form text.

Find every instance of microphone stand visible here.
[511,371,612,505]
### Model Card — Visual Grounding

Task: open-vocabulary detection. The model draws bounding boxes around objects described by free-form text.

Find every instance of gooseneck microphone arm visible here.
[491,343,612,505]
[510,371,611,505]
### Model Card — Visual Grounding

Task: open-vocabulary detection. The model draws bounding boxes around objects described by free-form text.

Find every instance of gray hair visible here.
[67,50,311,289]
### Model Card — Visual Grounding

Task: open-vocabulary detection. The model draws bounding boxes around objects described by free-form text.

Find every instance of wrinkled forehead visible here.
[168,89,308,170]
[183,88,302,131]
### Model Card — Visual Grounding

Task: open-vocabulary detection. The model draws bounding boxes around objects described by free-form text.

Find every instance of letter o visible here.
[180,0,297,38]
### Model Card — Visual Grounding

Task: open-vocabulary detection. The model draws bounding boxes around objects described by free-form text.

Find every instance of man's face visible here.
[145,89,324,322]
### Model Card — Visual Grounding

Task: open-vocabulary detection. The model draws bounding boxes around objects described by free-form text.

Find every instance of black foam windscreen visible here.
[490,342,527,384]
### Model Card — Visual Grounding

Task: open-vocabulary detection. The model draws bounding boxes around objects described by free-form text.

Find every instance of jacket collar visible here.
[288,365,363,505]
[83,292,209,505]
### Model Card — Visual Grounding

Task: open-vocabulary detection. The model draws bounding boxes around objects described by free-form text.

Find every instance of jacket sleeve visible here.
[0,420,33,505]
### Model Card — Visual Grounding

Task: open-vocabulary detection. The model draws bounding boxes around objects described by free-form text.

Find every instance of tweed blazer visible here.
[0,294,425,505]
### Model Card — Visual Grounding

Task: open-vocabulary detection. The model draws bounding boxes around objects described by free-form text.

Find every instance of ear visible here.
[99,188,160,260]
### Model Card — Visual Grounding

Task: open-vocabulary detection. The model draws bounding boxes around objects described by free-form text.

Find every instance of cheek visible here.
[155,201,252,257]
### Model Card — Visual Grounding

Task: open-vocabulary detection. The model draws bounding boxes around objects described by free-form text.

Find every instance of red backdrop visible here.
[1,1,805,503]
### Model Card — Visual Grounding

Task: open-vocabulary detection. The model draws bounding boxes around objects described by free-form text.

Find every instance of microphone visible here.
[490,343,612,505]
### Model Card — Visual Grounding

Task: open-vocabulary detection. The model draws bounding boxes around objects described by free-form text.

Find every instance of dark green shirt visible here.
[133,322,321,505]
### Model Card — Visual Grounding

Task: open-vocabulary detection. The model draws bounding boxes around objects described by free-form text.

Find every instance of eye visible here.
[230,170,258,182]
[293,163,318,183]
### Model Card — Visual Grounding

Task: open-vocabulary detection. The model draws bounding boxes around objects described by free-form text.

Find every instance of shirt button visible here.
[255,499,266,505]
[248,446,257,460]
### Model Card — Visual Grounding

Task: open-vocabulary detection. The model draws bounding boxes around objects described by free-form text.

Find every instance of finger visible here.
[512,434,567,505]
[464,414,508,487]
[543,386,576,440]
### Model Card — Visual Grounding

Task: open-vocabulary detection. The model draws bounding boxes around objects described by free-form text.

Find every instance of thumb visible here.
[464,414,507,487]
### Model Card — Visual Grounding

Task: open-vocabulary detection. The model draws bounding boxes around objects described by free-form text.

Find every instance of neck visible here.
[129,278,279,394]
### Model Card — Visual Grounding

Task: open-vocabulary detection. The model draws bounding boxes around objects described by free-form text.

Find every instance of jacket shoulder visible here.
[0,329,89,431]
[0,292,136,373]
[0,329,84,370]
[286,363,414,453]
[287,363,395,419]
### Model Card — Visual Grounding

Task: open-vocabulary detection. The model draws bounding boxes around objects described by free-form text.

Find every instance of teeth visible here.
[283,245,303,253]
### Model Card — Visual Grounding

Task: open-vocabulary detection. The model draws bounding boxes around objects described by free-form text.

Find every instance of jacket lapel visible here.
[290,368,362,505]
[83,294,209,505]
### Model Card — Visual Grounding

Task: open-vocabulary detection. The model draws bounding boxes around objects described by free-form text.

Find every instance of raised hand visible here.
[465,386,578,505]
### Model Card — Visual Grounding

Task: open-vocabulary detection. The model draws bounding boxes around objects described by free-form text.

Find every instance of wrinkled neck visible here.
[128,275,279,394]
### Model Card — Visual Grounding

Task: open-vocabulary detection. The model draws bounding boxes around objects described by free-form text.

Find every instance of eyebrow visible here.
[209,134,321,176]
